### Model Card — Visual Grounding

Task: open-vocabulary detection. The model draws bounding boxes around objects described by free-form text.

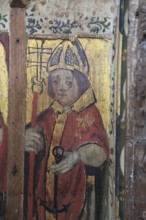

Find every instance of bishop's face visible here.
[50,69,80,107]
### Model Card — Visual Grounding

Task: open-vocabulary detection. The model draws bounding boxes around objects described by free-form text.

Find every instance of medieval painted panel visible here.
[24,38,112,220]
[0,0,119,219]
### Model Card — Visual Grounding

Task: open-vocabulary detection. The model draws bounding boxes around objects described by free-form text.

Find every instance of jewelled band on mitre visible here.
[47,40,89,76]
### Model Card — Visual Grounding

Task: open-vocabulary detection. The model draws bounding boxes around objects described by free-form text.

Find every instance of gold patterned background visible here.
[0,43,8,123]
[0,38,111,135]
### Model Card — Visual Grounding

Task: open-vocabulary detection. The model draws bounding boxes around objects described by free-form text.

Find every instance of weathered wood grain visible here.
[125,0,146,219]
[6,8,26,220]
[125,0,139,218]
[134,1,146,219]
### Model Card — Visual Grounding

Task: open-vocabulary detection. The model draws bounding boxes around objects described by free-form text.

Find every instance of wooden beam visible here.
[6,7,27,220]
[125,0,146,219]
[125,1,139,219]
[133,1,146,219]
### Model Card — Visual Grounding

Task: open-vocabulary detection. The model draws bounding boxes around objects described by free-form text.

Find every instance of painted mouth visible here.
[58,93,67,97]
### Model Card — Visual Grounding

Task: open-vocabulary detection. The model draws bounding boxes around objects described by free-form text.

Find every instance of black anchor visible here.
[40,146,70,219]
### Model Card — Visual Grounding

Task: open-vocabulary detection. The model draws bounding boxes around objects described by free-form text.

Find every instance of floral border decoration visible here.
[0,11,111,36]
[0,14,8,29]
[87,17,111,34]
[26,12,111,35]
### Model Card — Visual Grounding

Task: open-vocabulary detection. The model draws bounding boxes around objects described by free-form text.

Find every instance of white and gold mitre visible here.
[47,39,89,76]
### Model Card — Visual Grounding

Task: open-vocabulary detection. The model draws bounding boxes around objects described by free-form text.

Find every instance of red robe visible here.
[35,99,109,220]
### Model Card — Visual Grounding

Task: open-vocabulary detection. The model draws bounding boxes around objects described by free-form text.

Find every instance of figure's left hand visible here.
[48,151,80,175]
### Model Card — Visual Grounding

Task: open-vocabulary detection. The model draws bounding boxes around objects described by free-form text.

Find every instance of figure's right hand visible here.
[25,125,44,154]
[0,127,3,144]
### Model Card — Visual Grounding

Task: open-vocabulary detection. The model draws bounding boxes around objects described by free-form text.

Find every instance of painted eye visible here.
[53,79,58,84]
[66,81,72,86]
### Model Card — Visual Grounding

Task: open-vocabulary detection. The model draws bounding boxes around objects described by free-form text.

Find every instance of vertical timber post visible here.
[126,0,146,219]
[125,0,139,218]
[6,1,27,220]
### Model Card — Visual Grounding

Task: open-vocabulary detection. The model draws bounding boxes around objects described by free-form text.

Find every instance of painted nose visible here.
[59,80,67,91]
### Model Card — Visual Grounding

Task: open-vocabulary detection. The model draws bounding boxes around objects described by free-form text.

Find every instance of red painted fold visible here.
[27,92,39,220]
[35,104,109,220]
